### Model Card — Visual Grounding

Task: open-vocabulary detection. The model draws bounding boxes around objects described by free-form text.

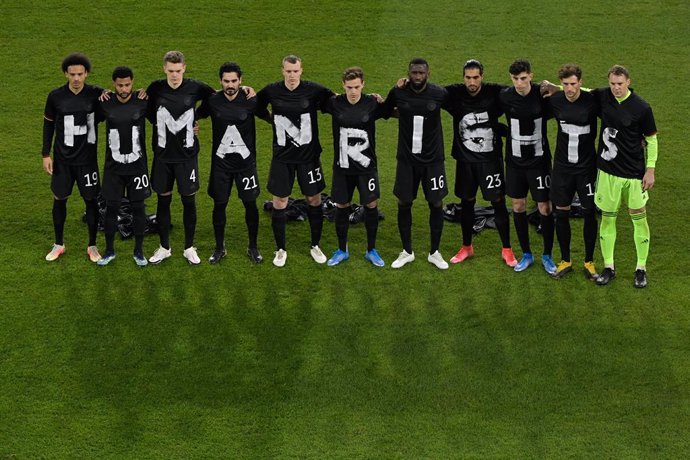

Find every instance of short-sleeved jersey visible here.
[97,91,148,174]
[146,78,214,163]
[547,91,599,172]
[196,90,258,173]
[44,84,102,165]
[383,83,449,165]
[499,83,552,168]
[322,94,388,175]
[445,82,506,163]
[593,88,657,179]
[255,80,334,164]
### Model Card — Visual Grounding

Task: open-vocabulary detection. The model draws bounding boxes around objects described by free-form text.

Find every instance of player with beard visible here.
[499,59,556,275]
[383,58,450,269]
[196,62,263,265]
[146,51,215,265]
[255,55,335,267]
[543,64,599,280]
[321,67,388,267]
[96,66,151,267]
[43,53,103,263]
[444,59,517,268]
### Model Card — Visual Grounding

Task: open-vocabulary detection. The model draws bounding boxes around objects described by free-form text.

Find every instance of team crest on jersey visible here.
[427,102,437,111]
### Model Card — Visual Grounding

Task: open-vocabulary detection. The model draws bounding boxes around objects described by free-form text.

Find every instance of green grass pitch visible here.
[1,0,689,457]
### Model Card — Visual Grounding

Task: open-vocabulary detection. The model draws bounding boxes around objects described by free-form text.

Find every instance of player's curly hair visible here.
[112,66,133,81]
[61,53,91,73]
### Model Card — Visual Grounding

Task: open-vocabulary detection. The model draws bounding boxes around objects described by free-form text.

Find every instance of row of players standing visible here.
[41,52,658,287]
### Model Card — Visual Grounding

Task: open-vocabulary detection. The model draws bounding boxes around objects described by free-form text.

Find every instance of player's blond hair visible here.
[163,50,185,65]
[608,64,630,79]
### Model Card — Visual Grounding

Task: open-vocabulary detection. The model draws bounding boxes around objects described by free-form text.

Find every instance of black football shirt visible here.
[445,82,506,163]
[499,83,553,168]
[593,88,657,179]
[146,78,214,163]
[44,83,103,165]
[547,91,599,172]
[256,80,334,164]
[97,92,148,174]
[322,94,388,175]
[196,90,258,173]
[383,83,449,165]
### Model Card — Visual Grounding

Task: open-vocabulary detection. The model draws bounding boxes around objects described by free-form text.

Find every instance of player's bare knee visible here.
[305,194,321,206]
[366,200,378,209]
[336,202,351,209]
[273,196,288,210]
[538,201,552,215]
[512,198,526,213]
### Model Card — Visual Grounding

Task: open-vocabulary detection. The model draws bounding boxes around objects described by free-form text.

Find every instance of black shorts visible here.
[51,160,100,200]
[455,160,505,202]
[550,165,596,209]
[101,167,152,202]
[208,164,260,203]
[267,159,325,198]
[393,160,448,203]
[151,157,200,195]
[505,162,551,203]
[331,169,380,205]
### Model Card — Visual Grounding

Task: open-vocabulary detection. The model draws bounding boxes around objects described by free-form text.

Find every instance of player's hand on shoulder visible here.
[42,156,53,175]
[137,89,149,100]
[242,86,256,98]
[539,80,560,97]
[99,90,112,102]
[396,78,408,89]
[371,93,384,103]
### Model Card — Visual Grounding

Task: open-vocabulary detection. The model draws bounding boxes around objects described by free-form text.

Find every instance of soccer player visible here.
[383,58,450,269]
[444,59,517,268]
[255,55,335,267]
[321,67,387,267]
[592,65,657,288]
[196,62,263,264]
[544,64,599,280]
[95,66,151,267]
[146,51,215,265]
[42,53,103,262]
[499,59,556,274]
